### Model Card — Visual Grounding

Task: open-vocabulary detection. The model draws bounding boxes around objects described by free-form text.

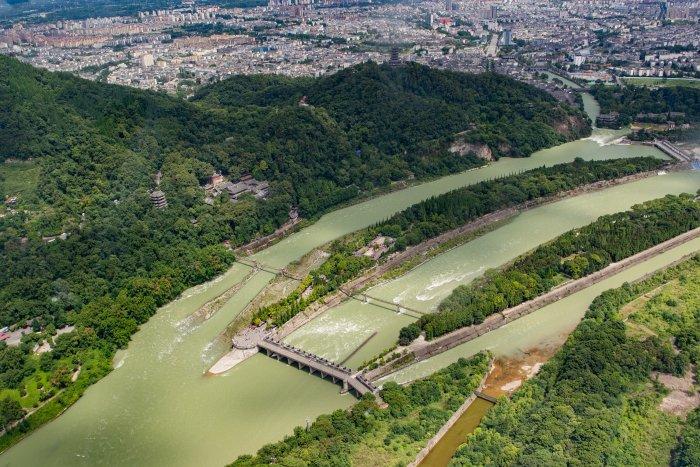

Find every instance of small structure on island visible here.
[150,190,168,209]
[355,235,395,260]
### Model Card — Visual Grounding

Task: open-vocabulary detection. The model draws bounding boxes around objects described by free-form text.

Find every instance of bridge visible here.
[474,391,498,403]
[258,337,377,397]
[235,258,304,281]
[652,139,694,163]
[338,288,428,318]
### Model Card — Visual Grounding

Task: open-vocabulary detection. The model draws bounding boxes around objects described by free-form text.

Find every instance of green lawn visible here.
[623,267,700,341]
[622,77,700,89]
[0,160,40,203]
[0,354,70,411]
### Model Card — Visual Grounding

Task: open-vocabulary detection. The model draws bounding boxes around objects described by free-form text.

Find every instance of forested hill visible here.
[1,56,590,231]
[0,56,591,333]
[194,61,591,159]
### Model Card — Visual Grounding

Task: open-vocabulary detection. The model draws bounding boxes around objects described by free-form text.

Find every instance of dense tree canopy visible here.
[0,56,591,447]
[451,256,700,466]
[0,56,593,335]
[590,84,700,125]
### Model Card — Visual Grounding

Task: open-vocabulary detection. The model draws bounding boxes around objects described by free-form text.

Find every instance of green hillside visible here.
[0,56,590,444]
[195,61,591,161]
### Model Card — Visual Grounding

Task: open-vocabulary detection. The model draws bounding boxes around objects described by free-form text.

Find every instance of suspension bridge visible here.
[235,258,304,281]
[236,258,429,318]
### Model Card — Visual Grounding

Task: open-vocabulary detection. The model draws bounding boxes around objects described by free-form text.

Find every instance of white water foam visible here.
[414,267,485,302]
[584,133,618,146]
[114,352,127,369]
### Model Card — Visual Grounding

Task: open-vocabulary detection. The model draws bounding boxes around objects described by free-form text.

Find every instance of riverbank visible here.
[408,361,493,467]
[279,167,666,335]
[0,125,680,467]
[208,167,668,375]
[366,226,700,381]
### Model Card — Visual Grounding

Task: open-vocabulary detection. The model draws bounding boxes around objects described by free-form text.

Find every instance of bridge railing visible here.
[261,337,353,374]
[260,337,378,394]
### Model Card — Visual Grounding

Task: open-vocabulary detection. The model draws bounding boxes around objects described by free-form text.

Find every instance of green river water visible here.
[2,112,698,466]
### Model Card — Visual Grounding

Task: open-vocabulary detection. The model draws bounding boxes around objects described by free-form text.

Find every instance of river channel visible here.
[283,172,700,367]
[1,120,697,465]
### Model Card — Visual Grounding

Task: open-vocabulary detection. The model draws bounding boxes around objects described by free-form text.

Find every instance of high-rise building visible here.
[503,28,513,46]
[445,0,453,11]
[490,5,498,19]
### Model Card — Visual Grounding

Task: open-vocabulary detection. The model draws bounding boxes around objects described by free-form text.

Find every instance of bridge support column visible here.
[341,380,349,394]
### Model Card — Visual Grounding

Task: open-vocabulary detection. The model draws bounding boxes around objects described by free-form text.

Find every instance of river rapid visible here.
[1,109,698,466]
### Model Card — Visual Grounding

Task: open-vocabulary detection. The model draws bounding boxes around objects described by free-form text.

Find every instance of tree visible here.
[0,397,24,429]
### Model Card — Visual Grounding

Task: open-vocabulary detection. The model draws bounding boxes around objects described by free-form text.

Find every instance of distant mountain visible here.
[1,57,590,223]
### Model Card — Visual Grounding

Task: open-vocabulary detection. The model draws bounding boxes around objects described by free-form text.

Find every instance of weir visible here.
[257,337,377,397]
[339,288,428,317]
[474,391,498,403]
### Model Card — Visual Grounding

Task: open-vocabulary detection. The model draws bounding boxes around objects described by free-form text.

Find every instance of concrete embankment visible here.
[234,216,303,255]
[276,169,664,340]
[366,226,700,381]
[407,362,493,467]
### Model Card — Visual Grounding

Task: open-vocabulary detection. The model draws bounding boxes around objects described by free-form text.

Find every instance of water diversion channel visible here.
[2,109,698,465]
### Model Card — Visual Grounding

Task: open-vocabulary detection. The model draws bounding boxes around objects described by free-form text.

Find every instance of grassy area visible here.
[622,265,700,343]
[622,77,700,89]
[0,350,111,453]
[0,160,40,200]
[0,349,84,412]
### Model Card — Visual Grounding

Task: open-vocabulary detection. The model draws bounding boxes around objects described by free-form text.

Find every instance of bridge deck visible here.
[653,140,693,162]
[258,338,377,396]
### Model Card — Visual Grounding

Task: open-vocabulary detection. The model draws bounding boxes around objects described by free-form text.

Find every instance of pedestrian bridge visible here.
[258,337,377,397]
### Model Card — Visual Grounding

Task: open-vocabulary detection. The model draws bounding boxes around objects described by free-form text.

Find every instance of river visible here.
[417,397,494,467]
[1,115,697,466]
[283,172,700,368]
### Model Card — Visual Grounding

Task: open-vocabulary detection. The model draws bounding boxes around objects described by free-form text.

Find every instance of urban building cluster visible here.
[0,0,697,96]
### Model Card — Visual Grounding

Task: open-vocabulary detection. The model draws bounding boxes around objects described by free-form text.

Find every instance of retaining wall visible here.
[407,362,494,467]
[414,226,700,360]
